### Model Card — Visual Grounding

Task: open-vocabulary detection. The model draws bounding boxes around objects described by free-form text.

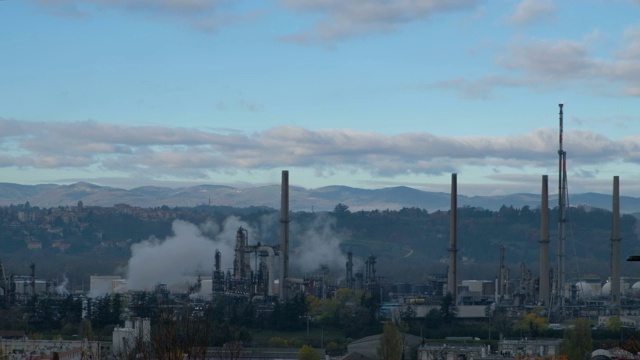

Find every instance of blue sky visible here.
[1,0,640,197]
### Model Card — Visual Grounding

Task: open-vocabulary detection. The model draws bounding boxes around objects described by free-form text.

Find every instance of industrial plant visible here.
[1,105,639,360]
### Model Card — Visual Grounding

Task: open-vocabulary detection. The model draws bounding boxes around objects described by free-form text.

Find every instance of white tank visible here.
[601,281,611,296]
[630,281,640,295]
[575,281,593,299]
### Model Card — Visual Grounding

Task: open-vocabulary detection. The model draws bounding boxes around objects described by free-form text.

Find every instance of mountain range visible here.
[0,181,638,214]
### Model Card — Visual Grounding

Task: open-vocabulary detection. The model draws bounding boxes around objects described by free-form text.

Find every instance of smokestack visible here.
[0,261,7,307]
[448,173,458,298]
[499,245,509,298]
[611,176,621,312]
[30,262,35,298]
[539,175,550,305]
[279,170,290,301]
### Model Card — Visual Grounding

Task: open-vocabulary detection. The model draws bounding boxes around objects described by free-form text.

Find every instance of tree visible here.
[298,345,320,360]
[339,303,372,339]
[439,293,457,324]
[606,316,622,332]
[325,342,343,356]
[110,293,123,325]
[270,294,308,331]
[561,318,592,360]
[421,344,449,360]
[491,306,512,334]
[400,304,416,323]
[424,309,443,330]
[377,321,403,360]
[78,319,93,339]
[621,333,640,354]
[514,310,548,338]
[222,342,244,360]
[146,306,212,360]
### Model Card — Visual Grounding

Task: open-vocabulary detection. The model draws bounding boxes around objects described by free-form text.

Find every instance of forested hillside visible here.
[0,202,638,289]
[330,204,639,282]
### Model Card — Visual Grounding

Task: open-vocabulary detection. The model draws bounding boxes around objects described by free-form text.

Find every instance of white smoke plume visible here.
[125,217,254,291]
[289,213,349,275]
[198,219,221,238]
[56,275,70,296]
[123,213,351,291]
[259,212,279,241]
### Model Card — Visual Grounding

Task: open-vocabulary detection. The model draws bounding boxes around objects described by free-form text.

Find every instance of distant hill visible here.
[0,182,639,213]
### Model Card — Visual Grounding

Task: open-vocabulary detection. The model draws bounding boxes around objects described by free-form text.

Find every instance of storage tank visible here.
[575,281,593,299]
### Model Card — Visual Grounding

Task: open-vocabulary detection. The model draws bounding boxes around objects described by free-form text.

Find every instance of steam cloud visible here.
[290,213,349,275]
[124,213,351,291]
[56,275,70,296]
[126,217,254,291]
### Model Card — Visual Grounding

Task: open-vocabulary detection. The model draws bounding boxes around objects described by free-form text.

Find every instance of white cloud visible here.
[0,119,634,184]
[437,33,640,98]
[279,0,480,44]
[501,39,593,79]
[29,0,255,31]
[507,0,556,25]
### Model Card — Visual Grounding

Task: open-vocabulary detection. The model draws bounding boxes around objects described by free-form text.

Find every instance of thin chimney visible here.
[611,176,621,313]
[279,170,290,301]
[448,173,458,298]
[539,175,550,305]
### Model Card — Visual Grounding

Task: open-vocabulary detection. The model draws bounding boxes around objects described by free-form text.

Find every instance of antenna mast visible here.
[557,103,567,314]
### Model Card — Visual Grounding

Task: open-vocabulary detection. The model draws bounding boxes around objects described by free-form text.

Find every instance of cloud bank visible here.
[0,118,635,183]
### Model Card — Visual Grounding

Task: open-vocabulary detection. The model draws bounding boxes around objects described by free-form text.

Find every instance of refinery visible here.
[0,105,638,360]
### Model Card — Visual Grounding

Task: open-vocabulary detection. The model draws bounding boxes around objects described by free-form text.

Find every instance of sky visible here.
[1,0,640,197]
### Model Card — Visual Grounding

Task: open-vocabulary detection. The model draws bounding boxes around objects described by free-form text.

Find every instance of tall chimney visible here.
[499,245,505,298]
[30,262,35,298]
[448,173,458,298]
[611,176,621,312]
[279,170,290,301]
[539,175,550,305]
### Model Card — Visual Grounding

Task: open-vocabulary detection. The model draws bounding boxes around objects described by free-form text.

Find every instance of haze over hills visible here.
[0,182,639,214]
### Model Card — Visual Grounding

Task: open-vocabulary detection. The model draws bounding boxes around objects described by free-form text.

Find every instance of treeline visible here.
[0,286,385,351]
[330,203,639,280]
[6,287,640,355]
[1,203,638,287]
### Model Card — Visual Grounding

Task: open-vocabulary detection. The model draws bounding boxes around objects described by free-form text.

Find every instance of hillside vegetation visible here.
[0,202,638,286]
